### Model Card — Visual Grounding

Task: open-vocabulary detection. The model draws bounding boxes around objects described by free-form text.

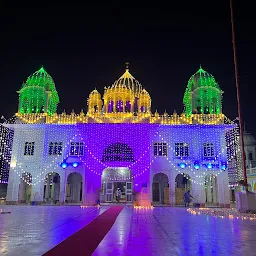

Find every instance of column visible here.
[130,102,134,113]
[59,174,65,205]
[113,102,116,113]
[51,182,55,202]
[45,176,50,202]
[6,168,20,204]
[169,177,176,207]
[53,182,60,203]
[122,99,125,113]
[213,178,218,204]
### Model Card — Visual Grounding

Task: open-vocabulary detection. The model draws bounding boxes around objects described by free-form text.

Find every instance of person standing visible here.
[184,190,194,207]
[116,188,121,202]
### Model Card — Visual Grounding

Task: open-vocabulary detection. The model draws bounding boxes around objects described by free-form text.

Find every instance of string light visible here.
[1,66,242,207]
[187,208,256,221]
[0,125,14,184]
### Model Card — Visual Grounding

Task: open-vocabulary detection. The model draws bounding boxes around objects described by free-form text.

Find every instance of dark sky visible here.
[0,2,255,133]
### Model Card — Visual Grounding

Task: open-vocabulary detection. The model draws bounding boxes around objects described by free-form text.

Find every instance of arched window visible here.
[102,143,134,162]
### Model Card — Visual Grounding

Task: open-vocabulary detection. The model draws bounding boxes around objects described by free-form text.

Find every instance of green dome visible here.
[23,66,58,94]
[183,66,222,117]
[18,66,59,116]
[187,66,220,91]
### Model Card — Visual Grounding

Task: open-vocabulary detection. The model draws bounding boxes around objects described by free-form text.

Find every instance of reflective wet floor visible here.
[0,205,256,256]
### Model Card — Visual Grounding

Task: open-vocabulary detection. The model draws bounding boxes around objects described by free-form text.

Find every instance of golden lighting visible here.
[134,206,154,210]
[187,208,256,221]
[80,205,100,209]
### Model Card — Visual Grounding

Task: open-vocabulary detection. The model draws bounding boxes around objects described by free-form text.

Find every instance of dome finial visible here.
[198,64,205,73]
[125,62,129,71]
[39,65,45,71]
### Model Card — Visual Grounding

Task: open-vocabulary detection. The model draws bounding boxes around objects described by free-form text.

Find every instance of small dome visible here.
[187,66,220,91]
[140,89,150,97]
[244,131,256,146]
[89,89,101,98]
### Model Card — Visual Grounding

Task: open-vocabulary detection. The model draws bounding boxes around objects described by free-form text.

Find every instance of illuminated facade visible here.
[3,65,241,207]
[0,124,14,184]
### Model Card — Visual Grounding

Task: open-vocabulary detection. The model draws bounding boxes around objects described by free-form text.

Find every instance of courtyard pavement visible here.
[0,205,256,255]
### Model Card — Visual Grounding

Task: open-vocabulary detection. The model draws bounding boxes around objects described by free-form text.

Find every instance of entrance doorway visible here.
[65,172,83,204]
[175,173,192,205]
[152,173,169,204]
[43,172,60,204]
[101,168,133,203]
[205,174,218,206]
[18,172,32,204]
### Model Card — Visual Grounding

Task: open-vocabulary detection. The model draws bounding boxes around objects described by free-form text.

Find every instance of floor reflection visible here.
[1,205,256,256]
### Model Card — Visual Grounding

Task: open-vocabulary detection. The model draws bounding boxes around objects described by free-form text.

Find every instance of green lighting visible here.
[183,66,222,117]
[18,66,59,116]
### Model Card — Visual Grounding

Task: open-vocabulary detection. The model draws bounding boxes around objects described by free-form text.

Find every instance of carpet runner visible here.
[43,206,124,256]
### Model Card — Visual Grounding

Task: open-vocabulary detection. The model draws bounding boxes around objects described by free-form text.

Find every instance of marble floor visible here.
[0,205,256,256]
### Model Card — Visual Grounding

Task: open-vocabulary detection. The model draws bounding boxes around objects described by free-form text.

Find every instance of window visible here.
[203,143,214,157]
[70,142,84,156]
[24,142,35,156]
[175,143,189,157]
[102,143,134,162]
[153,142,167,157]
[249,152,253,161]
[48,142,63,155]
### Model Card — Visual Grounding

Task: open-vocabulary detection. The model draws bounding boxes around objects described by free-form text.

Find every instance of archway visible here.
[101,167,132,203]
[18,172,32,204]
[175,173,192,205]
[205,174,218,205]
[152,173,169,204]
[65,172,83,204]
[43,172,60,204]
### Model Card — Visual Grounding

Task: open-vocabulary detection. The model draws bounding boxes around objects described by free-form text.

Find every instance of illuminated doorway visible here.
[101,167,133,203]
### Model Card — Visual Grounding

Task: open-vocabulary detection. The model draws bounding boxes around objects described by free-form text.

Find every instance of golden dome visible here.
[140,89,150,98]
[89,89,101,98]
[111,68,143,97]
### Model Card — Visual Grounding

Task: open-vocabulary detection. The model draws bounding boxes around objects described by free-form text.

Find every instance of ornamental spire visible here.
[125,62,129,71]
[39,65,46,73]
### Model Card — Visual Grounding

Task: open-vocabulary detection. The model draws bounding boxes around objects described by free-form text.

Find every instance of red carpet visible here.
[43,206,124,256]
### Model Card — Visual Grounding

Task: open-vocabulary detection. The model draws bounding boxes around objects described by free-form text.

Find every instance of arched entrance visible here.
[175,173,192,205]
[152,173,169,204]
[65,172,83,204]
[43,172,60,204]
[18,172,32,204]
[205,174,218,205]
[101,167,132,203]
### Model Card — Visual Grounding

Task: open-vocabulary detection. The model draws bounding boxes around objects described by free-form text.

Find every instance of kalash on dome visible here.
[2,64,242,207]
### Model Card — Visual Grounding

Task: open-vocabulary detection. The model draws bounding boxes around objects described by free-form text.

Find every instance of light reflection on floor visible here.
[1,205,256,256]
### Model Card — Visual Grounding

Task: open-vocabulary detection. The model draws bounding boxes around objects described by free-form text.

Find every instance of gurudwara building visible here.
[2,65,242,207]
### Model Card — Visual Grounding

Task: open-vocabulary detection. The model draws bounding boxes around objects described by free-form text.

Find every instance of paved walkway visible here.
[0,205,256,255]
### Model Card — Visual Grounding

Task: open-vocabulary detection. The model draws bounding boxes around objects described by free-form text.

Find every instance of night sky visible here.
[0,2,255,133]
